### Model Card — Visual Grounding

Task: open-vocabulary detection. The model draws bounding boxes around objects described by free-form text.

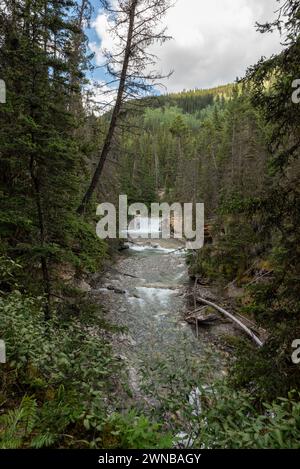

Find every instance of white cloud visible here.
[90,13,115,65]
[91,0,282,93]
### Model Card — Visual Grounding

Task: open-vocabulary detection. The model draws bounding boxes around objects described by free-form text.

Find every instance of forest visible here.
[0,0,300,452]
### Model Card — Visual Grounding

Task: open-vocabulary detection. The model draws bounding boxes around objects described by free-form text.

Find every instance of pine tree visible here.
[0,1,102,316]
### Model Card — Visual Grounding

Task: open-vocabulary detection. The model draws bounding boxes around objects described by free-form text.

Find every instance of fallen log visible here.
[196,297,264,347]
[185,306,207,320]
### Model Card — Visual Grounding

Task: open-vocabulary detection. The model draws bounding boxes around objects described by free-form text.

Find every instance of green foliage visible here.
[185,2,300,403]
[0,0,299,451]
[245,0,300,168]
[191,215,261,282]
[0,256,22,291]
[145,83,234,114]
[127,348,300,449]
[0,396,37,449]
[195,384,300,449]
[63,216,108,274]
[119,105,203,203]
[106,411,173,449]
[0,287,121,448]
[0,0,106,303]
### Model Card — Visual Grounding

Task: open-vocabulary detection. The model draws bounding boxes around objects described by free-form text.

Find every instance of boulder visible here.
[76,279,92,293]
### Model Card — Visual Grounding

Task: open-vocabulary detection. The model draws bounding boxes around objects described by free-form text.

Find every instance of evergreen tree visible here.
[0,1,104,316]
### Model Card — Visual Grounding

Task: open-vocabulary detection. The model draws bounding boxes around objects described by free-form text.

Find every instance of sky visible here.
[87,0,282,93]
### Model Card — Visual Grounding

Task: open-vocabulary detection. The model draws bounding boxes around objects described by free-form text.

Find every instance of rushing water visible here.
[92,222,226,412]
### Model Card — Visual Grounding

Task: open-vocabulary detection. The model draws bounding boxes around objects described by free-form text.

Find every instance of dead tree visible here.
[77,0,172,214]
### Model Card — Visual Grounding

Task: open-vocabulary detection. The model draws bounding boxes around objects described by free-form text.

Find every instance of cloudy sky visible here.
[88,0,282,93]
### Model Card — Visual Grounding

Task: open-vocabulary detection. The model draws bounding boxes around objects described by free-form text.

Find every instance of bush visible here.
[195,384,300,449]
[0,289,119,448]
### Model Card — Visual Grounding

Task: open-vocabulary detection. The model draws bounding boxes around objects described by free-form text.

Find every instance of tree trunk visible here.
[77,0,138,215]
[29,157,51,321]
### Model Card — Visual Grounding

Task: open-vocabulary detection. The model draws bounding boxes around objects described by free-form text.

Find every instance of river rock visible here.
[118,244,130,251]
[106,285,126,294]
[76,279,92,292]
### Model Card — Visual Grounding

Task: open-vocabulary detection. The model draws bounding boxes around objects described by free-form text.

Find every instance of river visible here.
[91,221,228,437]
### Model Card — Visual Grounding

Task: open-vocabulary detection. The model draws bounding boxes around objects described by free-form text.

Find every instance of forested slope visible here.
[116,79,300,400]
[0,0,299,450]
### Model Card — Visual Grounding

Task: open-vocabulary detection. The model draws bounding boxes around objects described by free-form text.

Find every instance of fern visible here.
[0,396,37,449]
[31,432,57,449]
